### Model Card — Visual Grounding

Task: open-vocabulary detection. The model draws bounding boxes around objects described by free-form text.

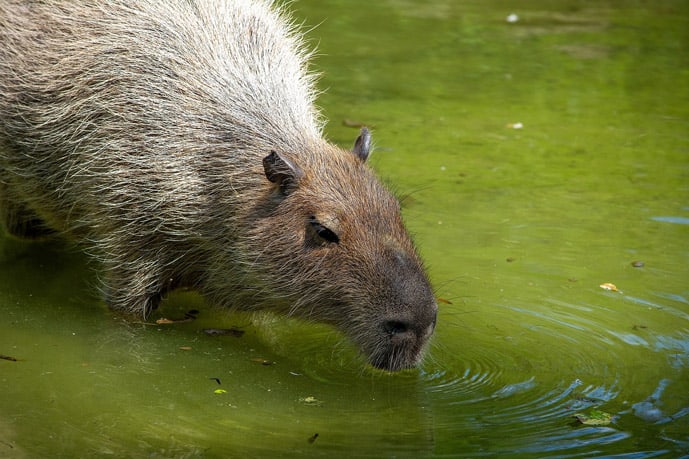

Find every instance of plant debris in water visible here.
[573,409,614,426]
[299,396,323,406]
[342,119,371,128]
[155,318,176,324]
[308,433,319,444]
[599,282,622,293]
[153,309,199,324]
[202,328,245,337]
[251,358,275,366]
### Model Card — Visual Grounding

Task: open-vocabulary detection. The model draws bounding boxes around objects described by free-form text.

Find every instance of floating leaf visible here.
[155,318,175,324]
[214,389,227,394]
[599,282,622,293]
[299,396,323,406]
[178,346,192,351]
[573,409,613,426]
[155,313,197,324]
[437,297,453,305]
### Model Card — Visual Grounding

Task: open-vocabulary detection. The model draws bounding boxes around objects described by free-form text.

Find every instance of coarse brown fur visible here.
[0,0,437,370]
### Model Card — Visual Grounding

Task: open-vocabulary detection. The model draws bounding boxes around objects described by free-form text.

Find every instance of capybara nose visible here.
[383,320,411,336]
[382,305,437,340]
[383,319,415,345]
[383,314,436,342]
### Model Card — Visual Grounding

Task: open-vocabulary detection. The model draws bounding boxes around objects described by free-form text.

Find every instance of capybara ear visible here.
[263,150,303,194]
[352,127,371,162]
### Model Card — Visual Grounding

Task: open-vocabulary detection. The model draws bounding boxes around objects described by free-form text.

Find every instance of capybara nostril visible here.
[383,320,412,337]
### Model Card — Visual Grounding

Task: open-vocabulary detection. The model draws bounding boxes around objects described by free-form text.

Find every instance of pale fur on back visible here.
[0,0,325,313]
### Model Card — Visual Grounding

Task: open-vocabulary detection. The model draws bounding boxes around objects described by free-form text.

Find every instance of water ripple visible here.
[651,216,689,225]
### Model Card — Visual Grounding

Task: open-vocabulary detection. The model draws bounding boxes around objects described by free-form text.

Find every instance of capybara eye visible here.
[308,218,339,244]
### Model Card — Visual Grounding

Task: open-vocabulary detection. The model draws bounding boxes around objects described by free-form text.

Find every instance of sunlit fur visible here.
[0,0,437,370]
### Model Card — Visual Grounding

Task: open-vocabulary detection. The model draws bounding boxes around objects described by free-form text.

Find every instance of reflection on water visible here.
[2,0,689,457]
[652,217,689,225]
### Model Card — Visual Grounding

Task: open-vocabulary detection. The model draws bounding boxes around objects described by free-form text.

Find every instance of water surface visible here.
[2,0,688,457]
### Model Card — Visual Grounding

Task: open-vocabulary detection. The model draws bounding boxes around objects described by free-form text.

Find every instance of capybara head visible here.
[224,129,438,371]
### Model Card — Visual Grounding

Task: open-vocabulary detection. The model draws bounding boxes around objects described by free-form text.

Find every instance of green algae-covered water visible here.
[2,1,688,457]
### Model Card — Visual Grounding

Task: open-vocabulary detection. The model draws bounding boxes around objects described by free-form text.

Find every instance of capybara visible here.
[0,0,437,370]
